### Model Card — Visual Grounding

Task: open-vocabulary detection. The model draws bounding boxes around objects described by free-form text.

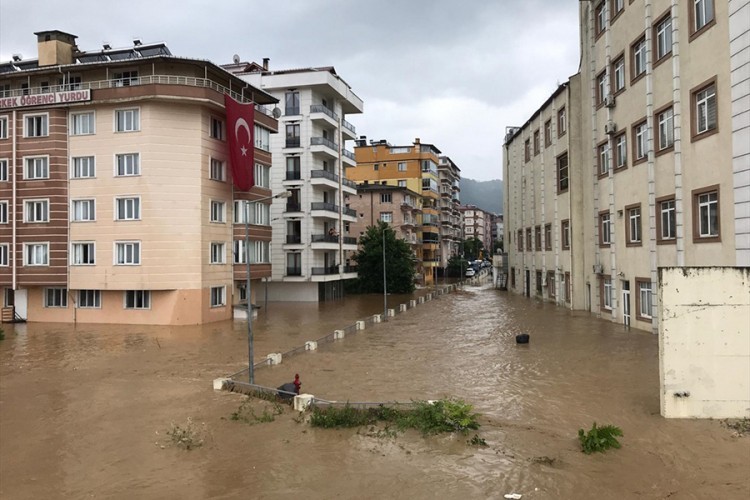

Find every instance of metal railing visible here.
[285,170,302,181]
[343,265,358,273]
[311,234,339,243]
[311,266,339,275]
[342,118,356,135]
[310,136,338,151]
[342,178,357,189]
[285,106,300,116]
[343,207,357,217]
[310,104,339,121]
[311,169,338,182]
[342,149,355,161]
[286,267,302,276]
[285,137,301,148]
[310,202,338,213]
[285,202,302,213]
[286,235,302,244]
[342,236,357,245]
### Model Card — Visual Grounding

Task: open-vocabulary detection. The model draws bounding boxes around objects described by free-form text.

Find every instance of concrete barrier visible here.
[334,329,345,340]
[399,303,407,312]
[356,321,365,331]
[387,308,395,317]
[373,314,382,323]
[418,296,425,304]
[213,378,228,391]
[409,299,417,308]
[267,353,282,365]
[294,394,314,412]
[305,341,318,351]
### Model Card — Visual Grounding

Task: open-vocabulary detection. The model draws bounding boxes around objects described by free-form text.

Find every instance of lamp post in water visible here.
[382,224,388,322]
[245,190,291,384]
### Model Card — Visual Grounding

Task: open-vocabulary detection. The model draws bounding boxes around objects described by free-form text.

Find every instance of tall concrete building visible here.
[438,156,462,267]
[0,31,279,325]
[504,0,749,332]
[226,61,363,301]
[459,204,496,259]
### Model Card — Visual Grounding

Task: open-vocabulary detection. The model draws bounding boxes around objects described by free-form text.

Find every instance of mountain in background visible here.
[460,178,503,214]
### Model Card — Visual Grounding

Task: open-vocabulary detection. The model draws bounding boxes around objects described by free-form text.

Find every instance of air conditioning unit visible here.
[604,94,616,108]
[604,121,617,135]
[593,264,604,274]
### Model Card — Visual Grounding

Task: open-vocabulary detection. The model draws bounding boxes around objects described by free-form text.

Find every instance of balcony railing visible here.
[310,104,339,121]
[342,178,357,189]
[311,202,339,213]
[343,265,357,273]
[285,106,300,116]
[423,238,440,244]
[311,234,339,243]
[285,137,301,148]
[285,170,302,181]
[342,119,356,135]
[311,169,338,182]
[286,267,302,276]
[311,266,339,275]
[343,207,357,217]
[342,149,355,161]
[286,235,302,244]
[310,136,338,151]
[285,202,302,213]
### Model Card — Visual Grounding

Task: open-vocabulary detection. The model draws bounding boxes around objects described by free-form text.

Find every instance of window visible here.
[544,120,552,147]
[598,142,610,176]
[535,225,542,251]
[210,117,224,140]
[24,199,48,223]
[70,156,95,179]
[24,156,49,179]
[115,108,139,132]
[398,162,406,171]
[556,152,569,193]
[602,277,613,310]
[210,242,226,264]
[565,272,571,303]
[511,267,516,288]
[636,279,653,320]
[24,114,48,137]
[612,56,625,93]
[380,193,392,203]
[115,197,140,221]
[633,120,648,162]
[599,211,612,246]
[210,200,225,223]
[524,139,530,162]
[692,0,714,35]
[654,14,673,62]
[0,244,8,266]
[234,200,270,225]
[68,112,94,135]
[44,288,67,308]
[210,286,226,307]
[595,1,606,36]
[657,196,676,243]
[0,201,6,224]
[533,129,540,155]
[210,158,225,181]
[234,239,247,264]
[286,156,301,180]
[115,241,141,265]
[115,153,140,176]
[72,199,95,222]
[547,272,556,299]
[255,125,270,151]
[114,71,138,86]
[558,107,566,137]
[561,220,570,250]
[78,290,101,308]
[693,186,720,242]
[254,163,270,188]
[398,180,406,187]
[614,133,627,169]
[611,0,624,19]
[124,290,150,309]
[380,212,393,223]
[544,224,552,251]
[632,36,647,81]
[656,106,674,152]
[0,116,7,139]
[24,243,48,266]
[517,229,523,251]
[626,204,642,246]
[0,159,6,181]
[285,91,300,115]
[693,80,717,138]
[285,123,300,148]
[597,71,607,105]
[71,242,95,265]
[249,240,270,263]
[526,228,532,250]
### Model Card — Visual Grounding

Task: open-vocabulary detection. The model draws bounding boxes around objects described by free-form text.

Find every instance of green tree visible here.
[493,238,504,254]
[351,222,416,294]
[446,255,469,277]
[462,237,484,261]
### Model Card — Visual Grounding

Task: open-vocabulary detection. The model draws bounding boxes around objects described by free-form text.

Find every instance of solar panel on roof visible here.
[107,51,136,60]
[137,46,170,57]
[76,54,108,63]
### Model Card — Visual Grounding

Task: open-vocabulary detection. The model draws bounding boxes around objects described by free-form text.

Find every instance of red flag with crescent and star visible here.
[224,94,255,191]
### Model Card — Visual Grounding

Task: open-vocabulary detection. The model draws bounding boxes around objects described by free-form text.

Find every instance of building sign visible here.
[0,89,91,109]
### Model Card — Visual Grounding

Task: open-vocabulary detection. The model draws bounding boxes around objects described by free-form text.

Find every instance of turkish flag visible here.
[224,94,255,191]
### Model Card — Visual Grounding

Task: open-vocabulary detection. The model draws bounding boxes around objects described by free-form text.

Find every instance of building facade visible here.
[438,156,462,267]
[226,61,363,301]
[0,31,279,325]
[504,0,748,332]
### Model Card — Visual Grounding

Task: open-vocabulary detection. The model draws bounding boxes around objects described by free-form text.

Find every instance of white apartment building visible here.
[226,60,364,301]
[438,156,461,267]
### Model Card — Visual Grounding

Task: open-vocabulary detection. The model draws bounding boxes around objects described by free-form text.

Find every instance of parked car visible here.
[465,268,476,277]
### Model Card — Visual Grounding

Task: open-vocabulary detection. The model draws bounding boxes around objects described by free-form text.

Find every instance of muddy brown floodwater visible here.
[1,280,748,500]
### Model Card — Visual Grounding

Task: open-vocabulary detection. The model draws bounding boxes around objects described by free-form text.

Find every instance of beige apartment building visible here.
[504,0,749,332]
[438,156,462,267]
[0,31,279,325]
[459,204,495,257]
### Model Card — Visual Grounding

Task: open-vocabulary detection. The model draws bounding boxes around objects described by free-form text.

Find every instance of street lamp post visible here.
[382,225,388,322]
[245,190,291,384]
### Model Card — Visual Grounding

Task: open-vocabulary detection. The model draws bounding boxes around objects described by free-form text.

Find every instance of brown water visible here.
[1,281,748,499]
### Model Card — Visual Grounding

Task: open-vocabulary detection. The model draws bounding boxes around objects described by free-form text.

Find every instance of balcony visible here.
[311,234,340,243]
[285,137,301,149]
[286,267,302,276]
[341,119,357,140]
[343,206,357,218]
[286,234,302,244]
[311,265,340,276]
[341,148,356,166]
[310,202,339,219]
[310,136,338,159]
[343,265,357,273]
[342,177,357,191]
[310,104,339,127]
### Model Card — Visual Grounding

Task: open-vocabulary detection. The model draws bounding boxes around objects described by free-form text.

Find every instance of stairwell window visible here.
[558,107,566,137]
[115,153,140,176]
[544,224,552,251]
[693,186,720,242]
[24,243,48,266]
[24,199,49,223]
[544,120,552,147]
[24,113,48,137]
[533,129,540,155]
[557,152,569,193]
[614,132,627,169]
[535,225,542,251]
[71,242,95,265]
[561,219,570,250]
[72,199,95,222]
[692,79,717,139]
[114,241,141,265]
[596,71,607,106]
[115,108,140,132]
[70,112,95,135]
[598,142,610,177]
[517,229,523,251]
[124,290,150,309]
[612,56,625,93]
[524,139,530,162]
[78,290,101,308]
[44,288,67,308]
[210,286,226,307]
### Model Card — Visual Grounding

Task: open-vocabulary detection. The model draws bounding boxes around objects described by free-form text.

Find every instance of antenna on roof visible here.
[232,54,240,64]
[12,54,22,62]
[133,38,142,46]
[102,43,111,50]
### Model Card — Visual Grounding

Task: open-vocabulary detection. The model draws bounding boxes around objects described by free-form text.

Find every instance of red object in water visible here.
[293,374,301,394]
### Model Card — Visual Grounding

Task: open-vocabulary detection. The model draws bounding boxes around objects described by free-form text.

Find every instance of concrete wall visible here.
[659,267,750,418]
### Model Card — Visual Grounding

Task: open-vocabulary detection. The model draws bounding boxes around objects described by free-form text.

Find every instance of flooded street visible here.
[1,281,748,499]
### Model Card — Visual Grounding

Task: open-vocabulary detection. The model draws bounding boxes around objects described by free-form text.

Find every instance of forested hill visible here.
[460,178,503,214]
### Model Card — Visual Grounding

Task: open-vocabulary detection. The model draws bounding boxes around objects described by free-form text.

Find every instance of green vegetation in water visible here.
[166,417,205,450]
[0,328,4,340]
[230,397,284,424]
[309,399,481,436]
[467,434,488,447]
[578,422,623,454]
[722,418,750,437]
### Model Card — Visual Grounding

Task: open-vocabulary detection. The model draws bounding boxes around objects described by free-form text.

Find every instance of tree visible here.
[493,238,504,254]
[462,237,484,261]
[446,255,469,277]
[350,222,416,294]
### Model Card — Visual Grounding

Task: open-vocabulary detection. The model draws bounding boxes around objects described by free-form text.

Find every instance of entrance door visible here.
[15,289,28,320]
[622,280,630,327]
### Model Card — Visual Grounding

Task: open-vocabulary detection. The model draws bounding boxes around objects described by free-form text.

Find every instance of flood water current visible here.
[1,278,748,499]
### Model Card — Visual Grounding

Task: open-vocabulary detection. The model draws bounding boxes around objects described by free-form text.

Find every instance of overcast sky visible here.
[0,0,580,181]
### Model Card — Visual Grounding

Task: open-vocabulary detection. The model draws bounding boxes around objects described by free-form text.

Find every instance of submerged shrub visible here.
[578,422,623,454]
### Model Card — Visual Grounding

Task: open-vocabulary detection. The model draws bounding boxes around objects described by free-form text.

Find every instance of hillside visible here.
[460,178,503,214]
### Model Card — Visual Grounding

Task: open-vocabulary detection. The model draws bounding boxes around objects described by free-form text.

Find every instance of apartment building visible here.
[438,156,462,267]
[225,61,363,301]
[459,204,496,258]
[504,0,749,332]
[350,138,446,284]
[0,31,279,325]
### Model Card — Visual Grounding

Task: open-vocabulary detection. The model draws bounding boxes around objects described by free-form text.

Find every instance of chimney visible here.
[262,58,269,70]
[414,137,420,145]
[34,30,78,66]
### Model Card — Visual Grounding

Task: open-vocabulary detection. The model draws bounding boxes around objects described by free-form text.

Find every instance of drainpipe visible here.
[338,115,343,277]
[11,110,17,292]
[588,2,602,315]
[604,2,618,322]
[670,0,685,270]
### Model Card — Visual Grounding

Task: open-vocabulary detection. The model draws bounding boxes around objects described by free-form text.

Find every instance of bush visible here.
[166,417,205,450]
[578,423,623,454]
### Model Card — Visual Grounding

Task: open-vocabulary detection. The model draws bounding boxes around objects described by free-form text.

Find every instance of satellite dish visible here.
[233,54,240,64]
[272,107,281,119]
